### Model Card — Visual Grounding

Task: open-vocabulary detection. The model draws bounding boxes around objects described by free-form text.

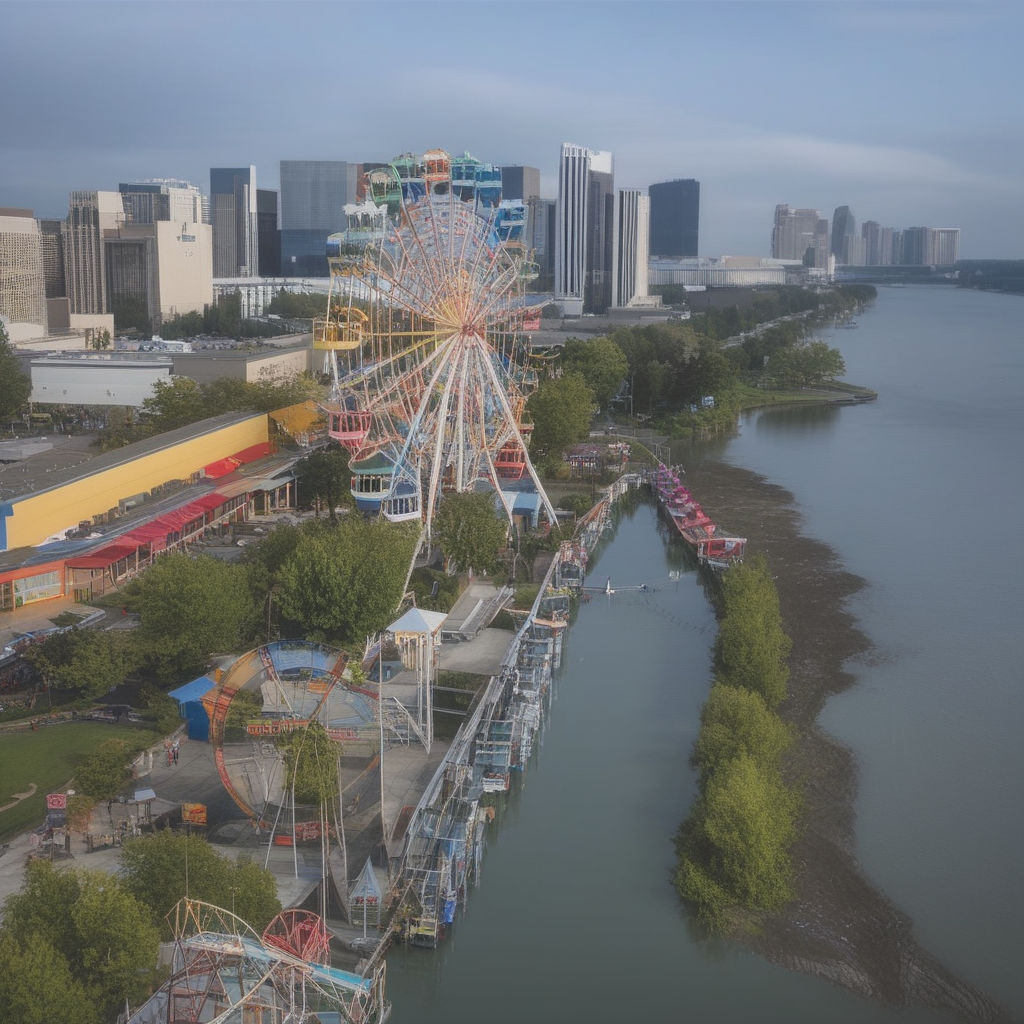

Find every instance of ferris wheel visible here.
[317,149,557,537]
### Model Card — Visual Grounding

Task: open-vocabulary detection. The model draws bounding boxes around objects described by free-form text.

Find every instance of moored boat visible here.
[651,463,746,568]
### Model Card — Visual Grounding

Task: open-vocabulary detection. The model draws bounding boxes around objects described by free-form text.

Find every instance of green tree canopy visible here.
[128,552,257,684]
[432,491,508,575]
[694,681,793,783]
[24,628,137,698]
[297,445,352,520]
[560,336,629,409]
[525,372,594,466]
[0,324,32,419]
[693,753,798,911]
[276,519,418,643]
[0,860,159,1021]
[74,738,133,800]
[0,932,94,1024]
[277,721,343,804]
[764,340,846,389]
[119,831,281,938]
[714,555,791,707]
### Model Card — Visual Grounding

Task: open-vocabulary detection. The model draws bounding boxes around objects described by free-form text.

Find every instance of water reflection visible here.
[751,403,842,434]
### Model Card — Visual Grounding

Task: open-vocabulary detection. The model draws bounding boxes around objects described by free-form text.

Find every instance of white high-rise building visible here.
[611,189,649,307]
[931,228,960,265]
[0,209,47,337]
[555,142,613,316]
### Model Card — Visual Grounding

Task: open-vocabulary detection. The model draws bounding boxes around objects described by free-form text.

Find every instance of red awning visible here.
[67,542,139,568]
[66,493,228,568]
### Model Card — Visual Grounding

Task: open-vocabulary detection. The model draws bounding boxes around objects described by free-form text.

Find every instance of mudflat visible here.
[684,459,1009,1024]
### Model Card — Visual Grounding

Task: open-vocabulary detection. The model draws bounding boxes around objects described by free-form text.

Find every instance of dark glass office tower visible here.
[648,178,699,259]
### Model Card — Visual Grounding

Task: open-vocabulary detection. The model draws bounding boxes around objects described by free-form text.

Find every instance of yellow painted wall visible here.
[4,415,268,550]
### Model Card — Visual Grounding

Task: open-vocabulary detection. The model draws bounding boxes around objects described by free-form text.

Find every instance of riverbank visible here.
[681,458,1010,1024]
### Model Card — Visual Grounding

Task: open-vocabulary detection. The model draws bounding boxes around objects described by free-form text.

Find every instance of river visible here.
[386,285,1024,1022]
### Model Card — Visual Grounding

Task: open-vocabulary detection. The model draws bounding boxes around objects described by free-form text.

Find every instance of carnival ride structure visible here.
[315,149,555,537]
[126,900,387,1024]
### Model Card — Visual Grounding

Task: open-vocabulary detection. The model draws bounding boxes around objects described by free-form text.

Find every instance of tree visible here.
[560,336,628,409]
[24,628,137,699]
[694,753,798,911]
[128,553,257,684]
[0,932,94,1024]
[0,323,31,419]
[765,340,846,389]
[296,445,352,520]
[432,491,508,575]
[276,520,417,642]
[714,555,791,707]
[1,860,158,1021]
[119,832,281,937]
[112,295,151,333]
[75,738,133,799]
[140,376,207,431]
[89,328,112,351]
[277,721,343,804]
[525,372,594,466]
[694,682,792,784]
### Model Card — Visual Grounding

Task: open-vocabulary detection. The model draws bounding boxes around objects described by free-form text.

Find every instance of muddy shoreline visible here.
[681,458,1010,1024]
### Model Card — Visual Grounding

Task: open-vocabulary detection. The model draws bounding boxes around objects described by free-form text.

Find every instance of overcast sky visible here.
[2,0,1020,258]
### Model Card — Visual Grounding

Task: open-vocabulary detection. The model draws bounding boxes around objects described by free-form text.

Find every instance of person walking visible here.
[172,739,179,765]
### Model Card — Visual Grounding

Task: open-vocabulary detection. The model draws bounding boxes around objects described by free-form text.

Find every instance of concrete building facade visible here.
[104,220,213,327]
[648,178,699,259]
[499,166,541,203]
[210,167,259,278]
[0,209,47,338]
[611,189,649,307]
[62,191,125,314]
[119,179,206,225]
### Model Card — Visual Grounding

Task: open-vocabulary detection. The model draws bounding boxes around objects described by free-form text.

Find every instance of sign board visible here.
[46,793,67,810]
[181,803,207,826]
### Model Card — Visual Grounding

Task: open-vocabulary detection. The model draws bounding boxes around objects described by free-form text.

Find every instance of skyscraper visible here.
[555,143,614,315]
[611,190,649,307]
[899,227,931,265]
[771,205,827,265]
[0,208,47,335]
[37,219,66,298]
[119,179,206,225]
[931,228,960,265]
[257,189,280,277]
[648,178,699,259]
[62,190,125,314]
[105,218,213,329]
[831,206,857,264]
[210,167,258,277]
[499,166,541,203]
[279,160,360,277]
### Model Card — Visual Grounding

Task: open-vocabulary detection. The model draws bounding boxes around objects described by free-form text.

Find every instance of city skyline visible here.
[1,2,1019,260]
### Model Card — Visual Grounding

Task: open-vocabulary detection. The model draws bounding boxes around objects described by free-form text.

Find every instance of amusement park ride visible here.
[316,148,558,537]
[129,151,558,1022]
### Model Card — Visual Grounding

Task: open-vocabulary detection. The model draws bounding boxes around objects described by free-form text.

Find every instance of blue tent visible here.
[168,675,216,742]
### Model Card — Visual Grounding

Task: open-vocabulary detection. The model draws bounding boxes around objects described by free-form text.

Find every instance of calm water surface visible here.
[387,286,1023,1022]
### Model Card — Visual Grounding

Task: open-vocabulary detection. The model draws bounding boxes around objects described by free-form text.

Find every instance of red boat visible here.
[652,463,746,568]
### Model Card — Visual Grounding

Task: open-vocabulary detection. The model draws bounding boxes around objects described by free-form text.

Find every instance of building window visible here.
[13,570,62,607]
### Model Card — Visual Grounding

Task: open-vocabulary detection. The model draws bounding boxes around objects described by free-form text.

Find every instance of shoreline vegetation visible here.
[678,460,1010,1023]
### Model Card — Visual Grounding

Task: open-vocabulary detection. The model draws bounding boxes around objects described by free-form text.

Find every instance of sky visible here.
[2,0,1020,259]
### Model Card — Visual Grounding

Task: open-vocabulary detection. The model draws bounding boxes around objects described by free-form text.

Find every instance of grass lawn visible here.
[0,722,158,841]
